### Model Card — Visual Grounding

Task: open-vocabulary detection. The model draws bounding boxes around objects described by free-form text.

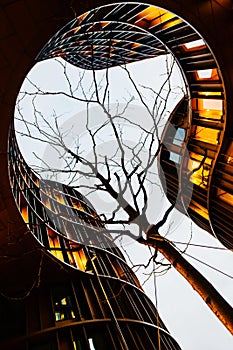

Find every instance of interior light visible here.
[203,99,222,110]
[197,69,212,79]
[184,39,205,49]
[88,338,96,350]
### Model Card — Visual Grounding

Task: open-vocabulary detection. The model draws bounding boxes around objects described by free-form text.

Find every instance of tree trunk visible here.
[140,231,233,335]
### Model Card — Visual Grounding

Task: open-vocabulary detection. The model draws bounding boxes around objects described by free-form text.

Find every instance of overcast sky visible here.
[15,56,233,350]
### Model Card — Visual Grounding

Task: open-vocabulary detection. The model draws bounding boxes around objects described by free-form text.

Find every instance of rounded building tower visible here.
[36,2,233,249]
[0,131,181,350]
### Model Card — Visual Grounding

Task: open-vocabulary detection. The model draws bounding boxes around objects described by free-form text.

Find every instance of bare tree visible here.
[15,55,233,334]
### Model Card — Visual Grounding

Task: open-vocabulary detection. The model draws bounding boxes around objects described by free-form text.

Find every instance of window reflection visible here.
[169,152,181,164]
[173,128,185,146]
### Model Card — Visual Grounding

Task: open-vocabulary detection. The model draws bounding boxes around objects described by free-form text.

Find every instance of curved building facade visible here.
[1,130,181,350]
[35,2,233,248]
[0,1,233,349]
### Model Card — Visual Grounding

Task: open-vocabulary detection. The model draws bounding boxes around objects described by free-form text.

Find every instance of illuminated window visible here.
[88,338,96,350]
[70,197,84,211]
[190,165,210,187]
[54,190,66,205]
[197,69,212,79]
[192,97,223,120]
[183,39,205,50]
[217,189,233,206]
[21,205,29,222]
[193,126,220,145]
[48,228,65,262]
[52,284,77,322]
[188,154,212,188]
[135,6,168,22]
[72,245,88,271]
[198,91,222,97]
[196,68,219,81]
[203,99,222,111]
[134,6,181,31]
[189,200,209,220]
[41,193,52,210]
[55,296,76,321]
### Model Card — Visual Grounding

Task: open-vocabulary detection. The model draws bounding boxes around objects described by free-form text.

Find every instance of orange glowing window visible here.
[72,248,87,271]
[73,26,81,34]
[189,200,209,220]
[76,203,84,211]
[149,12,175,26]
[189,166,210,188]
[100,21,110,28]
[47,227,57,241]
[188,154,212,188]
[54,191,66,205]
[131,42,142,49]
[43,197,51,210]
[66,251,77,268]
[189,153,212,166]
[217,189,233,206]
[21,206,28,223]
[135,6,168,22]
[198,91,222,97]
[76,11,90,25]
[48,229,64,261]
[134,6,176,29]
[70,198,84,211]
[157,18,182,30]
[49,236,60,248]
[193,126,220,144]
[51,249,64,262]
[44,188,52,196]
[33,178,39,186]
[192,97,223,120]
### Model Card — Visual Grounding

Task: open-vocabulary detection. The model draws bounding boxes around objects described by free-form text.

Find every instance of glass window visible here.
[51,283,77,322]
[192,97,223,120]
[216,188,233,206]
[197,69,212,79]
[189,200,209,220]
[169,152,181,164]
[173,128,185,146]
[193,126,220,145]
[188,153,212,188]
[183,39,205,50]
[88,338,96,350]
